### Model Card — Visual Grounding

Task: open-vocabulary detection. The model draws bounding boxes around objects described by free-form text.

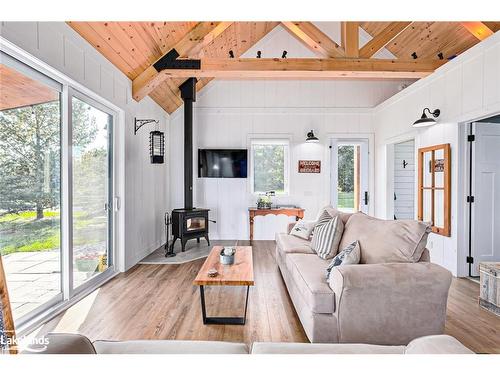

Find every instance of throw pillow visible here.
[326,241,360,281]
[311,215,344,259]
[318,205,353,225]
[311,209,332,236]
[316,209,333,225]
[290,220,316,240]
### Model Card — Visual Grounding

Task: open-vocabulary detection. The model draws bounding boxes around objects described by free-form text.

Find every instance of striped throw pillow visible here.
[311,210,331,236]
[311,215,344,259]
[316,210,332,225]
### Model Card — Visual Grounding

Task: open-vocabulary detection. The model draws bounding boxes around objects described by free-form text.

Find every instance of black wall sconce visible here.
[150,130,165,164]
[306,130,319,143]
[135,118,165,164]
[412,108,441,128]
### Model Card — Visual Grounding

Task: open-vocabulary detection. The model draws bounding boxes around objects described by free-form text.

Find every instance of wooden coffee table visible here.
[193,246,254,325]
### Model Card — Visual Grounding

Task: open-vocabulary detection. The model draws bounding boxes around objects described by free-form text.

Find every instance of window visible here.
[251,139,289,195]
[417,143,451,236]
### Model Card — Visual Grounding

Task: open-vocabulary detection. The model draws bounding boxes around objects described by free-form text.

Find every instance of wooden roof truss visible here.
[67,21,499,114]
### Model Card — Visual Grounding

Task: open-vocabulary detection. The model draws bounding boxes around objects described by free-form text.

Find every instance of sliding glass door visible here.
[0,51,116,328]
[0,53,63,323]
[70,92,113,290]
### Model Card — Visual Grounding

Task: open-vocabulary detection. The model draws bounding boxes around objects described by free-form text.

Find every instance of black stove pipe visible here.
[179,78,197,210]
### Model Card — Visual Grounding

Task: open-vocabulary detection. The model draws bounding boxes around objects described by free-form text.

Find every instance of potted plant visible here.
[75,253,100,273]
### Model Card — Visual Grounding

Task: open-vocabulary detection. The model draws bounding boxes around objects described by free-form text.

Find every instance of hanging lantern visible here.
[150,130,165,164]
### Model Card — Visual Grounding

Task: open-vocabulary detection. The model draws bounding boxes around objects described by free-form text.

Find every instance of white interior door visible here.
[471,122,500,275]
[393,140,415,220]
[331,139,369,213]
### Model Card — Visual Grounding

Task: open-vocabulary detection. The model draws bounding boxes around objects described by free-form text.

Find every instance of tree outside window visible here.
[251,140,289,194]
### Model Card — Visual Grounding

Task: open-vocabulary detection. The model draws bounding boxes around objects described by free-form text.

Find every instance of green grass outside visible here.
[0,210,106,255]
[338,191,354,209]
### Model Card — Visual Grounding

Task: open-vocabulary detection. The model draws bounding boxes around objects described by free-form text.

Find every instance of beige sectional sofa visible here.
[275,206,452,344]
[27,333,473,354]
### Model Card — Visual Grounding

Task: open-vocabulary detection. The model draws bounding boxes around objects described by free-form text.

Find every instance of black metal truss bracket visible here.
[153,48,201,72]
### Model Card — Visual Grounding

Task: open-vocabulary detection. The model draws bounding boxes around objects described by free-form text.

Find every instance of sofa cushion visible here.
[251,342,405,354]
[276,232,314,254]
[287,253,335,313]
[339,213,431,264]
[405,335,474,354]
[93,339,249,354]
[311,216,344,259]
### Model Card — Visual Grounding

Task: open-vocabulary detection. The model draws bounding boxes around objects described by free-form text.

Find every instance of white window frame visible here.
[249,138,290,196]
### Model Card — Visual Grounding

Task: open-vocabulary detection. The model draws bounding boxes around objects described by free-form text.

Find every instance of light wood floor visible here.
[38,240,500,353]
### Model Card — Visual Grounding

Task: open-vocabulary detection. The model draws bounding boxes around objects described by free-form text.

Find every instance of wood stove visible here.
[169,77,211,253]
[171,208,210,252]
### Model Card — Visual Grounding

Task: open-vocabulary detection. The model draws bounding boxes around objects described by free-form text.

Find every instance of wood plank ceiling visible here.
[68,21,497,114]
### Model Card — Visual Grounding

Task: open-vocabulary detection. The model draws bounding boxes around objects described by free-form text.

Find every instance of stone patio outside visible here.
[2,250,98,321]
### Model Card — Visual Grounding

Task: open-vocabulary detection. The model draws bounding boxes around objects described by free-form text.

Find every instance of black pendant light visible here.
[306,130,319,143]
[413,108,441,128]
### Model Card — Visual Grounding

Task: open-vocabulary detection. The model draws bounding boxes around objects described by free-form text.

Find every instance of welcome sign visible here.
[298,160,321,173]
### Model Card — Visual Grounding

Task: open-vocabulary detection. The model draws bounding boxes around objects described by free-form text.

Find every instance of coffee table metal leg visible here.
[200,285,208,324]
[199,285,250,325]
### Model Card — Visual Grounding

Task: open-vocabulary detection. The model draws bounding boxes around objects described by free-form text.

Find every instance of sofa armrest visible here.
[405,335,474,354]
[329,262,452,345]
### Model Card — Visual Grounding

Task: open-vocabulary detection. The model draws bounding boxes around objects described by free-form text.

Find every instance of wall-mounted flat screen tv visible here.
[198,149,248,178]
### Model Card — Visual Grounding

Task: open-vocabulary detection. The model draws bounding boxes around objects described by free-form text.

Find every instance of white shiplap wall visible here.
[373,31,500,276]
[0,22,171,270]
[171,83,410,239]
[169,26,412,240]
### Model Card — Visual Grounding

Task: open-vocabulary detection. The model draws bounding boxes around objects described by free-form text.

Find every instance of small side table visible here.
[479,262,500,316]
[248,207,304,241]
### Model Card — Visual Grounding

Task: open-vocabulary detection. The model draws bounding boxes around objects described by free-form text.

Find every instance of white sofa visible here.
[275,207,452,344]
[25,333,473,354]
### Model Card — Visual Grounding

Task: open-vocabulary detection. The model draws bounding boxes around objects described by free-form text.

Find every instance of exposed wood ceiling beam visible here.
[281,22,345,58]
[359,22,412,58]
[151,22,279,114]
[341,22,359,58]
[147,58,444,80]
[132,21,232,101]
[461,22,494,41]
